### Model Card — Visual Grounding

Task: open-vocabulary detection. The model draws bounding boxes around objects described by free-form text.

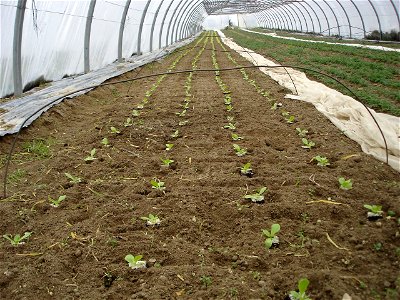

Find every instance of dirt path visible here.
[0,32,399,300]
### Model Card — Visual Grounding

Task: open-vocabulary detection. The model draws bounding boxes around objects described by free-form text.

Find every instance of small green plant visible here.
[374,242,382,251]
[132,110,140,117]
[3,232,32,246]
[125,254,146,269]
[271,102,278,110]
[285,115,295,124]
[101,137,110,147]
[171,130,179,138]
[165,143,174,151]
[387,210,396,217]
[84,148,97,162]
[338,177,353,190]
[231,133,243,141]
[140,214,161,226]
[281,111,290,117]
[150,178,165,191]
[233,144,247,157]
[364,204,383,215]
[161,158,174,167]
[200,275,212,288]
[223,123,236,130]
[313,155,330,167]
[227,116,234,122]
[110,126,120,134]
[49,195,66,208]
[226,104,233,111]
[296,128,308,137]
[179,120,189,126]
[240,162,253,176]
[244,187,267,203]
[289,278,311,300]
[124,118,133,127]
[65,173,82,184]
[262,223,280,249]
[23,139,50,158]
[301,138,315,149]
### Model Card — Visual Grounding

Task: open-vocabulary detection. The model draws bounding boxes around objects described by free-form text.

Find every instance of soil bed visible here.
[0,32,399,300]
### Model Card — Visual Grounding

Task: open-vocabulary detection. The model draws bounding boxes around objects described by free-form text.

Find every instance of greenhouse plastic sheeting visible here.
[0,35,198,136]
[218,31,400,172]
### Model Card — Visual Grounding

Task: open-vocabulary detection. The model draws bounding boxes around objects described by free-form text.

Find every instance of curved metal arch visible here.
[254,12,270,29]
[175,0,202,43]
[118,0,131,62]
[180,3,203,39]
[310,0,331,36]
[274,6,294,31]
[182,4,206,39]
[84,0,96,73]
[335,0,352,38]
[295,1,315,33]
[349,0,366,37]
[302,0,322,33]
[367,0,383,40]
[288,3,308,32]
[279,4,299,32]
[256,11,272,29]
[149,0,166,52]
[137,0,152,55]
[322,0,341,36]
[390,0,400,32]
[13,0,27,96]
[285,3,304,32]
[268,8,284,30]
[158,0,176,49]
[273,7,291,30]
[260,10,280,30]
[169,0,192,45]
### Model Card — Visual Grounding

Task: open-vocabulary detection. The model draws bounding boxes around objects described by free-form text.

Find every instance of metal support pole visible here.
[367,0,382,40]
[175,0,201,42]
[166,0,185,46]
[285,4,304,32]
[158,0,176,49]
[289,3,308,32]
[311,0,331,36]
[137,0,151,56]
[84,0,96,73]
[181,4,203,39]
[12,0,27,96]
[170,0,191,44]
[303,1,322,34]
[118,0,131,62]
[297,1,315,33]
[389,0,400,33]
[349,0,366,37]
[149,0,165,52]
[322,0,340,36]
[335,0,352,38]
[279,5,298,32]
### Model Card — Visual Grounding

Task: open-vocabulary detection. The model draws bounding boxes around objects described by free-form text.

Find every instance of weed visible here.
[233,144,247,156]
[107,237,119,248]
[338,177,353,190]
[3,232,32,246]
[125,254,146,269]
[244,187,267,203]
[65,173,82,184]
[23,139,51,158]
[7,169,26,185]
[251,271,261,280]
[374,242,382,251]
[200,275,212,288]
[262,223,280,249]
[364,204,383,214]
[49,195,66,208]
[132,110,140,117]
[289,278,311,300]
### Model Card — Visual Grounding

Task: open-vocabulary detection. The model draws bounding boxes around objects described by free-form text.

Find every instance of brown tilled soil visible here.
[0,32,399,300]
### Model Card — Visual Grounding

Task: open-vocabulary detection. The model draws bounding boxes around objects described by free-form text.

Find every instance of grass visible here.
[223,28,400,116]
[22,138,54,158]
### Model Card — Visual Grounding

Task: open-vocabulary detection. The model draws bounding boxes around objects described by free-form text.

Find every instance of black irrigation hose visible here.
[1,64,389,199]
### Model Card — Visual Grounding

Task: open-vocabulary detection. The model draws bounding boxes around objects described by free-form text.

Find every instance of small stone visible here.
[159,275,167,281]
[74,249,82,257]
[342,293,352,300]
[258,280,266,287]
[231,255,238,262]
[316,219,322,224]
[375,222,382,227]
[148,258,157,267]
[4,270,13,277]
[384,281,391,288]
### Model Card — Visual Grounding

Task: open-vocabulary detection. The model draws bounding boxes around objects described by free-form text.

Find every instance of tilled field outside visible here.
[0,32,399,300]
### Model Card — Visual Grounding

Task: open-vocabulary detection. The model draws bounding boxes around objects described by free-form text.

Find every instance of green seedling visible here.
[101,137,110,147]
[3,232,32,246]
[374,242,382,251]
[271,102,278,110]
[387,210,396,217]
[289,278,311,300]
[176,110,186,117]
[281,111,290,117]
[110,127,120,134]
[171,130,179,138]
[296,128,308,137]
[125,254,146,269]
[140,214,161,226]
[227,116,234,122]
[226,104,233,111]
[150,178,165,191]
[244,187,267,203]
[262,223,280,249]
[231,133,243,141]
[223,123,236,130]
[84,148,97,162]
[240,162,254,177]
[364,204,383,214]
[165,143,174,151]
[224,97,232,105]
[23,139,50,158]
[65,173,82,184]
[338,177,353,190]
[233,144,247,157]
[313,155,330,167]
[200,275,212,288]
[49,195,66,208]
[132,109,140,117]
[179,120,189,126]
[124,118,133,127]
[161,158,174,167]
[285,115,295,124]
[301,138,315,149]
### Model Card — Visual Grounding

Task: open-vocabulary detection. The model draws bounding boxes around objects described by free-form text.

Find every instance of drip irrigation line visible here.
[1,64,388,199]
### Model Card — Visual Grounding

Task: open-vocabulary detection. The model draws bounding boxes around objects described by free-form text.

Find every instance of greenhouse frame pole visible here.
[389,0,400,33]
[13,0,27,96]
[84,0,96,73]
[158,0,176,49]
[349,0,366,37]
[260,11,278,30]
[175,0,200,42]
[137,0,152,56]
[187,6,205,37]
[178,0,203,41]
[322,0,340,36]
[335,0,352,38]
[285,4,304,32]
[181,4,203,39]
[165,0,184,46]
[118,0,131,62]
[274,7,291,31]
[149,0,166,52]
[170,0,191,45]
[367,0,382,40]
[302,1,322,34]
[310,0,331,36]
[279,5,298,32]
[288,3,308,32]
[296,1,315,33]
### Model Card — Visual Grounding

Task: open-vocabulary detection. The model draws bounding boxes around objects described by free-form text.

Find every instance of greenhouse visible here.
[0,0,399,299]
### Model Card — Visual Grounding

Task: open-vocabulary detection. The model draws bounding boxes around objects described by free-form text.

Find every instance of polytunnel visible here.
[0,1,400,299]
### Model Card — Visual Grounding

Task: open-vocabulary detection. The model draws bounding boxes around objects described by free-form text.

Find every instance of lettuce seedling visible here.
[110,127,120,134]
[171,130,179,138]
[233,144,247,156]
[231,133,243,141]
[3,232,32,246]
[150,178,165,191]
[124,118,133,127]
[226,104,233,112]
[101,137,110,147]
[301,138,315,149]
[364,204,383,220]
[338,177,353,190]
[165,143,174,151]
[224,96,232,105]
[285,115,295,124]
[240,162,254,177]
[271,102,278,110]
[179,120,189,126]
[125,254,146,269]
[49,195,66,208]
[244,187,267,203]
[281,111,290,117]
[296,128,308,137]
[161,158,174,167]
[227,116,234,122]
[65,173,82,184]
[175,110,187,117]
[262,224,280,249]
[289,278,311,300]
[313,155,330,167]
[223,123,236,130]
[84,148,97,162]
[140,214,161,226]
